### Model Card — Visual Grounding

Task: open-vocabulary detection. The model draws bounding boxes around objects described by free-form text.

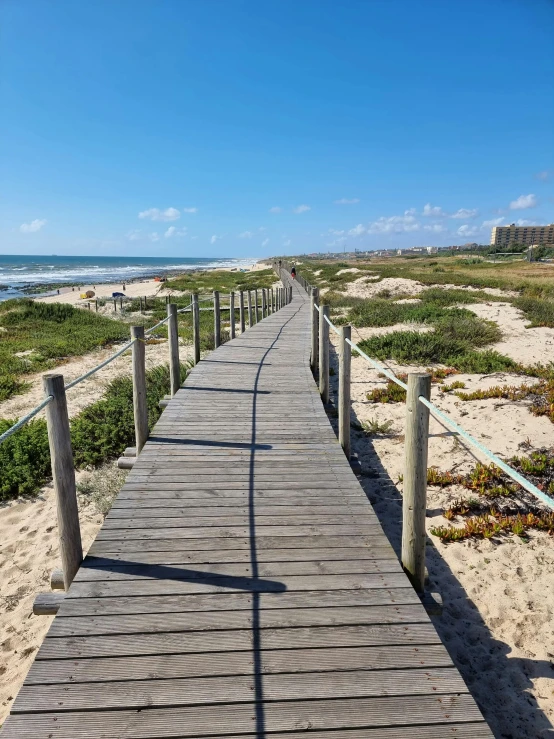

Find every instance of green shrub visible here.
[513,296,554,328]
[359,331,516,372]
[72,363,190,467]
[0,375,31,402]
[0,418,51,499]
[0,362,191,500]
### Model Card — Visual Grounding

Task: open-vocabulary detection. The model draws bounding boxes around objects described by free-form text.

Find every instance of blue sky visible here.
[1,0,553,258]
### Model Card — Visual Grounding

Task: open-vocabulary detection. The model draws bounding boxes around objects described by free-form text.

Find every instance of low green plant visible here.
[0,418,51,499]
[72,362,190,467]
[441,380,466,391]
[514,296,554,328]
[0,299,129,401]
[361,417,395,435]
[431,510,554,543]
[0,362,191,501]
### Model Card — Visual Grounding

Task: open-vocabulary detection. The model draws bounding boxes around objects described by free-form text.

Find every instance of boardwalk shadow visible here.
[326,340,554,738]
[148,437,272,450]
[81,558,286,593]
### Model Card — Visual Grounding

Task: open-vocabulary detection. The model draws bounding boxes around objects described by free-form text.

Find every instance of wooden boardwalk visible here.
[2,280,493,737]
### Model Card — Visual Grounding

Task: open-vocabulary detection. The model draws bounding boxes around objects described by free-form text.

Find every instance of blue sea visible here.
[0,255,259,300]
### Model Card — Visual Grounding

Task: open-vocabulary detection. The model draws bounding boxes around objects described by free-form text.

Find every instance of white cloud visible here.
[210,234,221,245]
[183,207,198,213]
[368,211,420,233]
[509,194,537,210]
[261,238,269,247]
[293,204,311,214]
[283,239,291,247]
[329,229,345,236]
[164,226,187,238]
[348,224,366,236]
[457,224,479,237]
[482,217,505,228]
[138,207,180,222]
[535,170,551,181]
[258,227,267,232]
[149,232,160,242]
[451,208,478,219]
[269,206,282,214]
[515,219,537,226]
[126,229,142,241]
[423,224,447,233]
[422,203,446,217]
[334,198,360,205]
[20,218,46,233]
[239,231,253,238]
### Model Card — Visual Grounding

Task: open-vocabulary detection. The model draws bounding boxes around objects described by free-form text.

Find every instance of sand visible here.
[0,466,124,724]
[34,260,263,307]
[324,282,554,737]
[344,275,518,300]
[35,278,177,305]
[0,340,194,421]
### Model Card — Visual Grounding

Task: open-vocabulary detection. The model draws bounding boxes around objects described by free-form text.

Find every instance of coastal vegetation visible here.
[428,450,554,542]
[0,300,128,401]
[0,362,189,500]
[291,255,554,372]
[0,268,278,403]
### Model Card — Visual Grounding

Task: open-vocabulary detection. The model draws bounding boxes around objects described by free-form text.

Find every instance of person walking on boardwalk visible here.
[291,265,296,279]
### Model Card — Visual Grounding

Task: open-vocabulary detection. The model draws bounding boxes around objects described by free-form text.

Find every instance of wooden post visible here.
[262,289,267,318]
[239,290,245,333]
[213,290,221,348]
[131,325,149,453]
[144,296,147,310]
[43,374,83,591]
[95,300,98,312]
[167,303,180,396]
[230,292,236,339]
[113,299,116,312]
[401,373,432,593]
[339,325,351,459]
[319,304,330,403]
[247,290,253,327]
[254,289,259,323]
[192,293,200,364]
[310,288,319,372]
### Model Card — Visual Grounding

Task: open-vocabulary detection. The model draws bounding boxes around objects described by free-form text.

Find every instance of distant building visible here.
[491,223,554,246]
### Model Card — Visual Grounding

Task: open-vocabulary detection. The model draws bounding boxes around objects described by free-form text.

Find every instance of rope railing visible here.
[2,281,291,611]
[0,396,54,445]
[315,292,552,510]
[282,262,554,594]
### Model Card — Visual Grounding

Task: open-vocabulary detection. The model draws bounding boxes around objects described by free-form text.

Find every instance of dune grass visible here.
[0,300,129,401]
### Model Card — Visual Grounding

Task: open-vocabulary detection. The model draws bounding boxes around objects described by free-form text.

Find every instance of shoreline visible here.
[0,258,267,301]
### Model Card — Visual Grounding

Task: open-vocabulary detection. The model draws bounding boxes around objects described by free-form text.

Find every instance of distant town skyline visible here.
[1,0,553,258]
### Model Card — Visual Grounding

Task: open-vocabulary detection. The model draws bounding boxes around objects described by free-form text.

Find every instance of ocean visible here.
[0,255,258,300]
